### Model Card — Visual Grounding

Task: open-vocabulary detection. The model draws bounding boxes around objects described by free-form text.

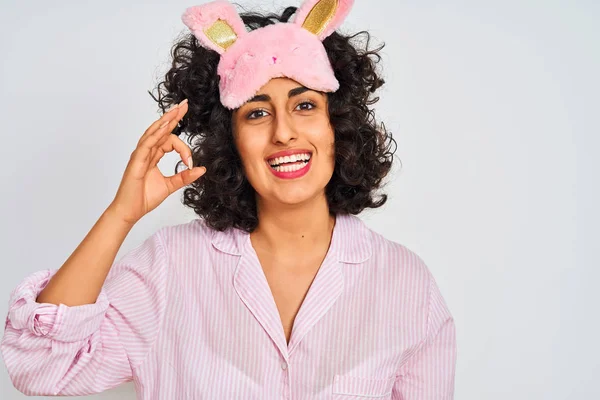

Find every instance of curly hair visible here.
[148,5,398,233]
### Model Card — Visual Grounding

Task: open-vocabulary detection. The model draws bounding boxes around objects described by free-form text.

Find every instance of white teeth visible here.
[268,153,311,166]
[271,161,308,173]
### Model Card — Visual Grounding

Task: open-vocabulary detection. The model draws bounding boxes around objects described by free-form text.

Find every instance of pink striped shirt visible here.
[1,213,456,399]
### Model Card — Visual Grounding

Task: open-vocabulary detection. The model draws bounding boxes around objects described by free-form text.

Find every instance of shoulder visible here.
[363,221,454,322]
[359,219,454,330]
[361,220,432,282]
[157,218,217,248]
[341,213,434,291]
[155,218,244,258]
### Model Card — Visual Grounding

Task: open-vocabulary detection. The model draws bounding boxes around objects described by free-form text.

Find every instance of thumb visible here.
[167,167,207,193]
[183,166,207,185]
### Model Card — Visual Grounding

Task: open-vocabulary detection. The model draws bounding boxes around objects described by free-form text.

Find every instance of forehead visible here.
[256,77,303,94]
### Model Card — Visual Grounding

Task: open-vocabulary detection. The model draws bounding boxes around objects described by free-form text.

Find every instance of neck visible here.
[251,195,336,258]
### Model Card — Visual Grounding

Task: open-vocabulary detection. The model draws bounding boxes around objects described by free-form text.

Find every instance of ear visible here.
[181,0,247,54]
[293,0,354,40]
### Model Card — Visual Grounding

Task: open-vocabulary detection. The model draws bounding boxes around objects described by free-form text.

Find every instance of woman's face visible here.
[232,77,335,208]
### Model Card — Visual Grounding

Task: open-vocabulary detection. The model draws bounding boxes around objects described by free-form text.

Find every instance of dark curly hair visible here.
[149,4,398,233]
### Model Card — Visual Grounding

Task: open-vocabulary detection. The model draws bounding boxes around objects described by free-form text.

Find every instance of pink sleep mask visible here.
[181,0,354,109]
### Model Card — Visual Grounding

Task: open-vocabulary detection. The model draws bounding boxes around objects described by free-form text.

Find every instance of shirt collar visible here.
[210,213,372,264]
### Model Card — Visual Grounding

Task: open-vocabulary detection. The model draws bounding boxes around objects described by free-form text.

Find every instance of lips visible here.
[267,156,312,179]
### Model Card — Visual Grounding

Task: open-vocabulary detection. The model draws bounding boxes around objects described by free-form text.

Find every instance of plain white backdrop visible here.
[1,0,598,398]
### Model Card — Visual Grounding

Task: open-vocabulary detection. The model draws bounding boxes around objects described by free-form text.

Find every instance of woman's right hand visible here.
[108,99,207,225]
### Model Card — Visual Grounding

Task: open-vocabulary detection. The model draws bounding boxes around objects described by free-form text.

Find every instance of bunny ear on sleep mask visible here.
[181,0,355,109]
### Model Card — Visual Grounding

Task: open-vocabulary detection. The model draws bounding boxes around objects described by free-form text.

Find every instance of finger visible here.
[165,165,207,195]
[137,105,179,146]
[137,100,189,146]
[149,133,194,170]
[148,117,186,164]
[136,104,189,163]
[143,101,189,148]
[137,101,187,148]
[145,100,188,138]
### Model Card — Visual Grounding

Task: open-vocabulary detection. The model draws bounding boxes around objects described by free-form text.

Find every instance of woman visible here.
[1,0,456,398]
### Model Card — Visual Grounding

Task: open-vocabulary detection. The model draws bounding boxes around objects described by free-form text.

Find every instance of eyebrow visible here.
[246,86,313,103]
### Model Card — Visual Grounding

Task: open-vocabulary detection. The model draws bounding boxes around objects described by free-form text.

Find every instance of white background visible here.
[1,0,598,398]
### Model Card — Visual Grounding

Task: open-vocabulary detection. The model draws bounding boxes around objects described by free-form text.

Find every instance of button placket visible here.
[281,360,290,399]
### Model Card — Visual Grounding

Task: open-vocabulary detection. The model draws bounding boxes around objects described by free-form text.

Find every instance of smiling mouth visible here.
[267,153,312,173]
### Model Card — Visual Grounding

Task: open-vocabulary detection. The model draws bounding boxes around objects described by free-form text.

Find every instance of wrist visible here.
[104,204,137,229]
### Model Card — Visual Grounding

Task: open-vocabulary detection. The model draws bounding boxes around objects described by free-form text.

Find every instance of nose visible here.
[271,111,298,145]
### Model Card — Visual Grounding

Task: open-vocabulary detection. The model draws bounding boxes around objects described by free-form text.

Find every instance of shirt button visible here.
[281,362,288,370]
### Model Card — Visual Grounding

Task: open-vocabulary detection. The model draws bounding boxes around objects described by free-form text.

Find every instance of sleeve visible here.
[0,229,169,396]
[391,272,457,400]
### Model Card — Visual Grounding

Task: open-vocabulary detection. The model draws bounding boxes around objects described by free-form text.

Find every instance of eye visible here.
[295,101,316,111]
[247,108,269,120]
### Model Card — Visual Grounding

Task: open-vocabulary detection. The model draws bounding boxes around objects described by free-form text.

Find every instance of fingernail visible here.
[166,104,178,112]
[179,98,189,106]
[188,156,193,169]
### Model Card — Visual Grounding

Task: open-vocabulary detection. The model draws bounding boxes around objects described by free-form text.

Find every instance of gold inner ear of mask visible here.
[302,0,338,36]
[205,19,237,50]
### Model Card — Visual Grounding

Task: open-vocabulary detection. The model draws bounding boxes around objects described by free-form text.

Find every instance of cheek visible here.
[235,132,266,166]
[304,125,335,166]
[324,131,336,169]
[300,116,334,142]
[314,125,335,160]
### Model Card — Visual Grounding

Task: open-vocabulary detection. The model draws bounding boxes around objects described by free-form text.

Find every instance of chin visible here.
[266,184,326,206]
[274,191,317,205]
[251,169,333,206]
